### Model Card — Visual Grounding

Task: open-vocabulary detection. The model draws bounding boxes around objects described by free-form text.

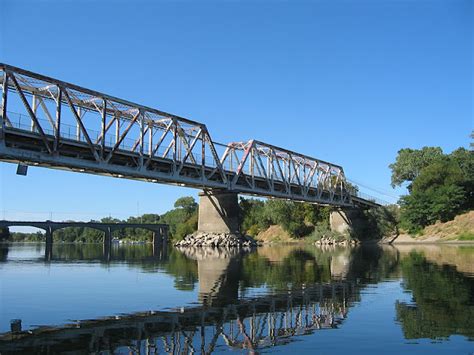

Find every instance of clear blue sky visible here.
[0,0,472,222]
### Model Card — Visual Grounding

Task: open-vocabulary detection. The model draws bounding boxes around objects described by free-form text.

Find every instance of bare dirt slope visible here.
[393,211,474,243]
[254,225,295,243]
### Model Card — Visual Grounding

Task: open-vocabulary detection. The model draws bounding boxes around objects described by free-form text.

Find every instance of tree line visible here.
[390,144,473,233]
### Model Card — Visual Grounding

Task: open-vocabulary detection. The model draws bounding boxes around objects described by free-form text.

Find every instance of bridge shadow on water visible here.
[0,242,473,353]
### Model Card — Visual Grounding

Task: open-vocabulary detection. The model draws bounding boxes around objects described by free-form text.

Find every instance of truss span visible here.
[0,63,365,206]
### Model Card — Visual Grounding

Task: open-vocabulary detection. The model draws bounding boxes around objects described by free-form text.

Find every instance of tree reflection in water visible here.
[396,251,474,340]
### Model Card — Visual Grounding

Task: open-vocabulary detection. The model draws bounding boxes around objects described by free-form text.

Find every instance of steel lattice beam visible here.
[0,63,381,207]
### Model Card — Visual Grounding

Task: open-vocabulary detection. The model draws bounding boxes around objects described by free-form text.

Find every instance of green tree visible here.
[162,196,198,241]
[174,196,198,214]
[399,159,467,232]
[174,211,198,241]
[240,198,269,236]
[240,197,332,238]
[449,147,474,210]
[391,145,473,233]
[389,147,444,189]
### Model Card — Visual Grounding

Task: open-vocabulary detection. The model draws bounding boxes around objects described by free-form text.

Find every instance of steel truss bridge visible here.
[0,64,381,207]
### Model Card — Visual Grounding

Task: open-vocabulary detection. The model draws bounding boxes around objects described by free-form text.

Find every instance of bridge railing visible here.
[351,190,390,206]
[7,111,234,171]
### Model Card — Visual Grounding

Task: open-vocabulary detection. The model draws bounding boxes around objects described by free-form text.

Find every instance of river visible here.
[0,242,473,353]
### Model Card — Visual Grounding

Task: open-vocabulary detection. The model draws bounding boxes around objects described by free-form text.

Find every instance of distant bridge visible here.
[0,220,169,260]
[0,64,382,208]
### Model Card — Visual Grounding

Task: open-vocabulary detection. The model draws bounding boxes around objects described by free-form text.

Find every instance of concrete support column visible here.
[45,228,53,245]
[152,240,161,259]
[161,226,169,242]
[330,209,351,235]
[198,190,240,234]
[45,227,53,261]
[152,231,163,246]
[329,208,359,236]
[103,227,112,261]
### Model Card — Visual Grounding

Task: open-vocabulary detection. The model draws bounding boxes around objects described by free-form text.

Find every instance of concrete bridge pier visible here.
[152,229,165,247]
[161,226,169,244]
[44,227,53,261]
[152,232,160,246]
[176,190,257,247]
[329,208,364,237]
[152,227,169,258]
[152,227,167,246]
[103,227,112,261]
[197,190,240,235]
[330,209,352,235]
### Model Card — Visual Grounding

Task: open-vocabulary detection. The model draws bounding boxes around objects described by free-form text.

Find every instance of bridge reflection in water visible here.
[0,245,359,354]
[1,282,354,353]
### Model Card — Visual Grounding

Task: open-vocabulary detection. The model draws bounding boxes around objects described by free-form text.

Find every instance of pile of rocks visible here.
[175,232,257,248]
[176,245,246,260]
[315,237,359,246]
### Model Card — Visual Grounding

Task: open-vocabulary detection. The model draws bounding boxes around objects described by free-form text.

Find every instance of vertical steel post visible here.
[201,131,206,180]
[54,87,62,152]
[101,98,107,158]
[76,107,81,141]
[31,94,37,131]
[139,111,144,167]
[172,120,177,175]
[250,147,254,179]
[269,154,274,190]
[115,113,120,145]
[0,71,8,140]
[287,158,291,185]
[148,124,153,157]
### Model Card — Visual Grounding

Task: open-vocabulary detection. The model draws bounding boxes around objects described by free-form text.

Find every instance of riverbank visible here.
[390,211,474,244]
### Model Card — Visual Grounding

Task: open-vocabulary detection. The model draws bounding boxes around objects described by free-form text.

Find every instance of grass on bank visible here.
[458,232,474,241]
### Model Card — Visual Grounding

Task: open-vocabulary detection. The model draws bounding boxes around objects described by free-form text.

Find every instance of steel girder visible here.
[0,63,356,206]
[220,140,351,205]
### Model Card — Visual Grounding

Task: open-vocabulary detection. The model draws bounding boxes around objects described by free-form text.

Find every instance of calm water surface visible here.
[0,242,473,354]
